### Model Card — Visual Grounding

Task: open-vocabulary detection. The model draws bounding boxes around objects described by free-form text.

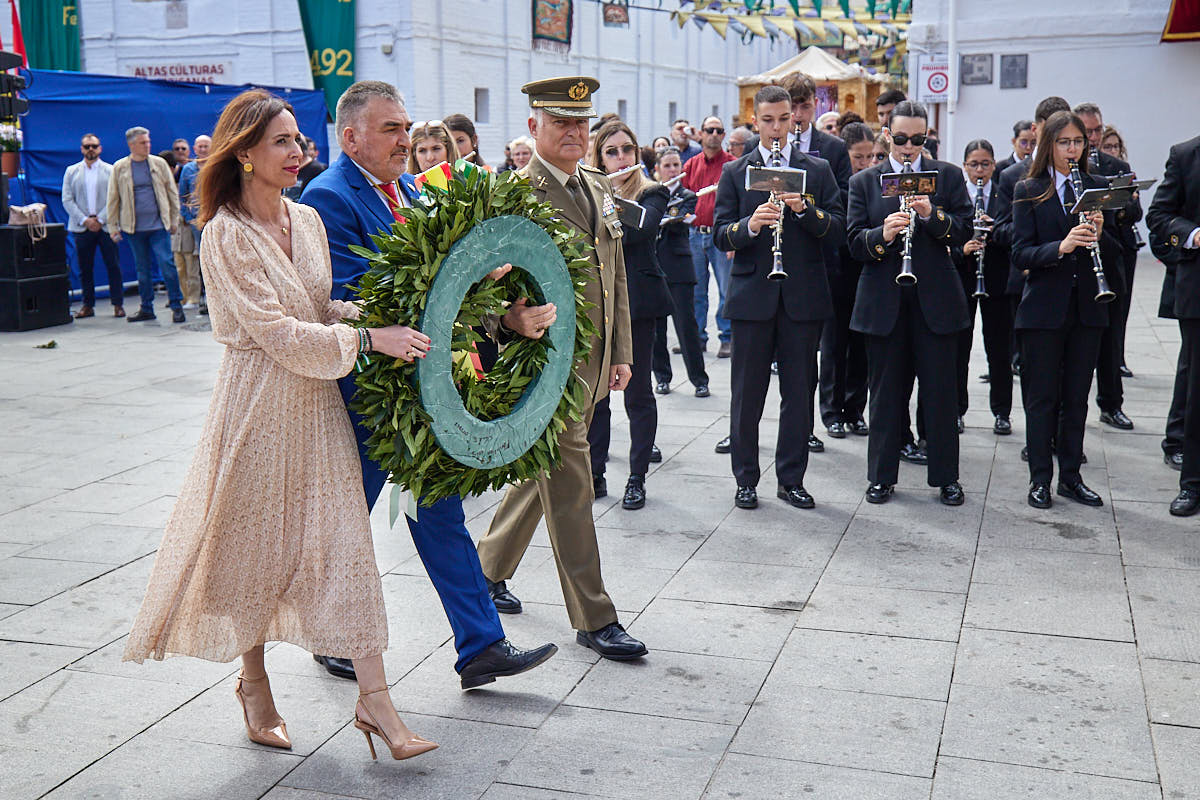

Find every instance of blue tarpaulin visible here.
[13,69,329,298]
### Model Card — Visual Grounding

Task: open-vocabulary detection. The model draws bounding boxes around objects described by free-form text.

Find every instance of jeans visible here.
[689,229,731,344]
[126,228,182,313]
[73,228,123,308]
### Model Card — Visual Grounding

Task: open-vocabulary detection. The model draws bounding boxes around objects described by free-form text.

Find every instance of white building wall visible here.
[10,0,792,166]
[910,0,1200,180]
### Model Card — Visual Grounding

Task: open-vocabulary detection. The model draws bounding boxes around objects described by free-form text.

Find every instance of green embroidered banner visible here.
[296,0,356,118]
[18,0,80,71]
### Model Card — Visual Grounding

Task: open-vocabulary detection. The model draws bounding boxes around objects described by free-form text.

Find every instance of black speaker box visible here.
[0,275,73,331]
[0,224,69,280]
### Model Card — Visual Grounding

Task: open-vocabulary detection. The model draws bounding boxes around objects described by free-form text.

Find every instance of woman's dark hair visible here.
[198,89,296,226]
[655,146,683,167]
[837,110,864,130]
[755,84,791,108]
[840,122,874,148]
[876,88,906,107]
[1022,110,1090,205]
[962,139,994,160]
[1012,119,1033,138]
[890,100,927,122]
[641,146,657,174]
[444,113,487,167]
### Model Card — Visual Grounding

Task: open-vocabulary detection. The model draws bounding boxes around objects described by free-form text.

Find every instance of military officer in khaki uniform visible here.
[477,76,647,661]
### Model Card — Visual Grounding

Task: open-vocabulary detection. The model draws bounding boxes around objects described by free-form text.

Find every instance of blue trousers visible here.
[126,228,182,313]
[337,373,504,672]
[689,228,732,344]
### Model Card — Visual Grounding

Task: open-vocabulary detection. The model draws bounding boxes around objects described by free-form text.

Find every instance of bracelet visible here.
[363,327,373,353]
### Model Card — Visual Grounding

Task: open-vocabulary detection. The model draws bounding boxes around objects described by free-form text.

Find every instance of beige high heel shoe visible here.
[234,672,292,750]
[354,688,438,761]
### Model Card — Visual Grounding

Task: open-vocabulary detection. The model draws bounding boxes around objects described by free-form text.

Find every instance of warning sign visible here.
[917,57,950,104]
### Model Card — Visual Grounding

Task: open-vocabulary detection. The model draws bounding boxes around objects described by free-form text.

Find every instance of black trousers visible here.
[1164,334,1189,455]
[865,288,960,487]
[1094,292,1126,414]
[652,282,709,388]
[1020,297,1103,486]
[730,314,822,487]
[588,316,658,477]
[1116,249,1137,368]
[1179,319,1200,492]
[74,228,124,308]
[818,277,868,426]
[956,293,1014,417]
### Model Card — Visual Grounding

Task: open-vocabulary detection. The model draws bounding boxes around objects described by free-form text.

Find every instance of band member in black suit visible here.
[651,147,710,398]
[1156,259,1187,472]
[1074,103,1143,431]
[847,100,973,506]
[995,120,1036,176]
[952,139,1014,435]
[1147,133,1200,516]
[820,122,873,438]
[586,121,671,510]
[1011,111,1121,510]
[713,84,844,510]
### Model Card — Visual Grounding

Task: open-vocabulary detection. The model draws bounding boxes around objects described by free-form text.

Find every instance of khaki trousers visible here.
[174,251,201,306]
[476,403,618,633]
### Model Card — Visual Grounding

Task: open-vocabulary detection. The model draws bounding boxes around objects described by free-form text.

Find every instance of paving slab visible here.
[931,755,1161,800]
[19,522,165,565]
[625,598,798,661]
[1140,657,1200,728]
[1125,566,1200,662]
[0,555,115,604]
[797,581,966,641]
[1115,500,1200,570]
[1152,723,1200,800]
[818,514,976,593]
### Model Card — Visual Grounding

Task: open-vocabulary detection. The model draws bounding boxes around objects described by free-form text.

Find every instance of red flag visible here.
[8,0,26,66]
[1162,0,1200,41]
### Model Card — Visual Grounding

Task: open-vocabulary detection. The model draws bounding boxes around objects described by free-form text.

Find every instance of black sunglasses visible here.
[703,126,725,135]
[82,144,99,150]
[603,144,638,157]
[890,133,927,147]
[873,152,888,161]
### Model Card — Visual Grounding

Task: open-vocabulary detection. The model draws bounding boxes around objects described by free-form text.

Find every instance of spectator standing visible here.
[681,116,735,357]
[177,134,211,309]
[63,133,124,318]
[169,138,190,180]
[726,127,751,158]
[508,136,533,170]
[671,119,702,163]
[107,126,186,323]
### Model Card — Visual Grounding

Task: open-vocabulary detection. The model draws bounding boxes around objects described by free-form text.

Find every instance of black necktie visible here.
[1062,180,1076,212]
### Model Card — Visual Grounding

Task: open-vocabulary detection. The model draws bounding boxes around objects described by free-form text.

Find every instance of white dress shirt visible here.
[353,161,409,211]
[966,177,992,212]
[756,133,794,166]
[83,160,101,217]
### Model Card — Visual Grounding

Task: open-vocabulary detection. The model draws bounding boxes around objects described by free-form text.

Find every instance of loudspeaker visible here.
[0,224,68,280]
[0,275,73,331]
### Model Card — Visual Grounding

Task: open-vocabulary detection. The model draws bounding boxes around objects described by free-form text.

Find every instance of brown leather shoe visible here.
[113,306,126,318]
[74,306,94,318]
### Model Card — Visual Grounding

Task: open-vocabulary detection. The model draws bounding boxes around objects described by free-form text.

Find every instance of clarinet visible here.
[895,157,917,286]
[767,139,788,281]
[1067,159,1116,304]
[972,178,989,299]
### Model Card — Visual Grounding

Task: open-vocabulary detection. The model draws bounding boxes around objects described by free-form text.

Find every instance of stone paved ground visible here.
[1,253,1197,800]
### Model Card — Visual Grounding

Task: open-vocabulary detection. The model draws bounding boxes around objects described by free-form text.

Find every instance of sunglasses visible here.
[890,133,927,147]
[874,152,889,161]
[702,127,725,135]
[82,144,99,150]
[603,144,638,157]
[411,120,446,133]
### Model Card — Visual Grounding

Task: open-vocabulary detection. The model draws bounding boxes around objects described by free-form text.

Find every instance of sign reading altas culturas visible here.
[297,0,356,118]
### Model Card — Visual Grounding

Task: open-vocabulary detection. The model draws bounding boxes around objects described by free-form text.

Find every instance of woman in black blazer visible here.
[585,120,671,510]
[1011,110,1122,510]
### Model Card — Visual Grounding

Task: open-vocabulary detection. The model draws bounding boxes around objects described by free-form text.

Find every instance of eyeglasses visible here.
[821,123,837,131]
[890,133,927,147]
[603,144,638,157]
[964,160,993,170]
[702,127,724,135]
[81,144,99,150]
[1054,137,1086,149]
[1083,125,1103,138]
[173,146,189,152]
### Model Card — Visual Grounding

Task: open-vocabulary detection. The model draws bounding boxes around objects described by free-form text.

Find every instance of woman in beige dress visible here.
[124,89,436,761]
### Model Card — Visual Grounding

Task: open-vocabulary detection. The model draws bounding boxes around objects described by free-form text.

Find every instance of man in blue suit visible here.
[301,80,557,689]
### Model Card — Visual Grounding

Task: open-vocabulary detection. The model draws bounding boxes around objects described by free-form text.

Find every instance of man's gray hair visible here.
[125,126,149,144]
[1072,102,1102,118]
[335,81,405,144]
[728,127,752,142]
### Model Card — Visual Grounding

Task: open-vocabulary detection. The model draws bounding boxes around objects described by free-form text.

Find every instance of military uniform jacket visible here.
[713,148,844,323]
[847,159,973,336]
[515,156,633,404]
[1148,135,1200,320]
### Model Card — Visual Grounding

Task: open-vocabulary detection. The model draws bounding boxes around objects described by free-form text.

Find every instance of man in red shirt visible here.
[682,117,735,358]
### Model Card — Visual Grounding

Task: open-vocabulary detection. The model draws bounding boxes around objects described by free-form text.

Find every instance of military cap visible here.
[522,76,599,118]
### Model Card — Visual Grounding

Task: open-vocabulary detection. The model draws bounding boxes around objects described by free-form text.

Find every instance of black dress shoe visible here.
[849,419,869,436]
[735,485,758,509]
[654,381,671,395]
[1028,482,1052,509]
[940,481,965,506]
[459,639,558,690]
[993,416,1012,435]
[313,654,356,680]
[1119,365,1134,378]
[715,436,731,454]
[979,372,990,383]
[1021,445,1029,462]
[1057,480,1104,507]
[486,579,522,614]
[127,309,156,323]
[718,341,732,358]
[695,384,710,398]
[199,303,209,316]
[1099,409,1134,430]
[807,434,824,453]
[172,308,186,324]
[826,421,847,439]
[577,623,647,661]
[865,483,894,504]
[777,485,815,508]
[899,442,927,465]
[593,474,607,498]
[956,416,965,434]
[649,445,662,463]
[622,475,646,510]
[1170,488,1200,517]
[1165,451,1184,471]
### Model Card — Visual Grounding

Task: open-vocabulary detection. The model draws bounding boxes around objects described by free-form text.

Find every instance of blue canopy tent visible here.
[12,69,329,299]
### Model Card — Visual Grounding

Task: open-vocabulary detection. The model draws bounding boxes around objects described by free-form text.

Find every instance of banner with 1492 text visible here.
[297,0,356,118]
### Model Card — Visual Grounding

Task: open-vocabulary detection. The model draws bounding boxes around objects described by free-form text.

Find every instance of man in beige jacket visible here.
[106,126,186,323]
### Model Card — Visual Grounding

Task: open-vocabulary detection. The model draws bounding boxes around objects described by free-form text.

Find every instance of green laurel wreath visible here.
[348,167,598,507]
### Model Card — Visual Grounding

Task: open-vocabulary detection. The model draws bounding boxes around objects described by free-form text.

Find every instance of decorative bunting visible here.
[736,14,769,37]
[698,11,730,37]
